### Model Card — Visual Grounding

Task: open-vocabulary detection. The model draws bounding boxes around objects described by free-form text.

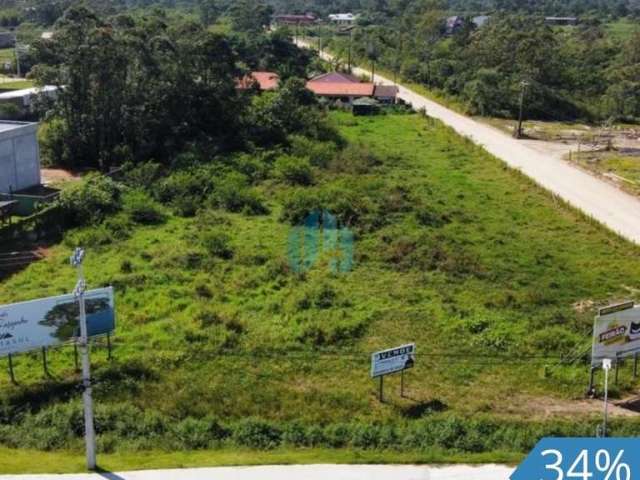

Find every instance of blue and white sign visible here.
[371,343,415,378]
[512,438,640,480]
[0,287,115,357]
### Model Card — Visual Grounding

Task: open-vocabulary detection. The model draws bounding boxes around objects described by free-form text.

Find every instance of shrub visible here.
[38,118,68,168]
[211,172,268,215]
[123,190,166,225]
[279,190,323,224]
[172,195,200,218]
[415,206,450,228]
[232,419,281,449]
[57,173,122,226]
[173,417,227,450]
[197,309,223,327]
[156,167,214,204]
[201,230,234,259]
[274,155,314,186]
[102,215,134,241]
[329,144,381,174]
[65,224,116,247]
[120,260,133,273]
[122,161,164,190]
[288,135,337,168]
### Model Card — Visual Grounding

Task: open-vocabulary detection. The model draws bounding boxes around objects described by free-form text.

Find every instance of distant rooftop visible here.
[237,72,280,91]
[306,81,375,97]
[0,85,58,100]
[309,72,360,84]
[0,120,36,134]
[328,13,357,21]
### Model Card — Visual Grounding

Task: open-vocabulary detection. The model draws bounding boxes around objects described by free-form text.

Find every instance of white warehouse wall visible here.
[0,122,40,193]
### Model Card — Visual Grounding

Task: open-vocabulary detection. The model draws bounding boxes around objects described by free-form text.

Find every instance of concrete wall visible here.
[0,122,40,193]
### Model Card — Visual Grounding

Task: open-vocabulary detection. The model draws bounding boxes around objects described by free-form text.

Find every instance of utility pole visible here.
[71,248,97,470]
[347,28,353,73]
[515,80,529,139]
[14,43,20,78]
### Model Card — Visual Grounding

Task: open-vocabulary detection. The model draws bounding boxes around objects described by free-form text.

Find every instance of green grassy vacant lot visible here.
[0,48,13,64]
[1,113,640,468]
[0,79,33,90]
[606,18,639,41]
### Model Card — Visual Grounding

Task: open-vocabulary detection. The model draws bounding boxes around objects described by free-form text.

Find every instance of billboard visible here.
[371,343,415,378]
[0,287,115,358]
[592,302,640,366]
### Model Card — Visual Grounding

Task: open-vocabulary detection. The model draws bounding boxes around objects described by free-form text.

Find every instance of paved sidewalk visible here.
[2,464,514,480]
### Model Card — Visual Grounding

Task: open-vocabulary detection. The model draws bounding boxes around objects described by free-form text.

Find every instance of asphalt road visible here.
[1,464,514,480]
[301,41,640,245]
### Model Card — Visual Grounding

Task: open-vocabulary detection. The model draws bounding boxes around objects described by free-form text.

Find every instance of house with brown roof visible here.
[373,85,399,104]
[306,81,375,103]
[306,72,398,104]
[237,71,280,92]
[273,14,318,26]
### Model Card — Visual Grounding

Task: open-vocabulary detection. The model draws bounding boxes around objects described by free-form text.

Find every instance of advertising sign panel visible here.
[371,343,415,378]
[592,302,640,366]
[0,287,115,358]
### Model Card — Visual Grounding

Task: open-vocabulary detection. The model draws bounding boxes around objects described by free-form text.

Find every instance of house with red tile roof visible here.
[306,81,375,101]
[237,71,280,92]
[306,72,398,104]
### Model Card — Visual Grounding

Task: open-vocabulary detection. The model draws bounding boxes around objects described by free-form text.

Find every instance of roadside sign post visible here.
[7,353,15,384]
[602,358,612,438]
[371,344,415,402]
[41,347,50,377]
[71,248,97,471]
[590,301,640,390]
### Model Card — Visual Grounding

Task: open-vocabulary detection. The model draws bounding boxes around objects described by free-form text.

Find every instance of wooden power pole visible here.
[515,80,529,139]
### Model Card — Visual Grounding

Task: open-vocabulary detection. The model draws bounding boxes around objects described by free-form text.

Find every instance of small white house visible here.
[0,121,41,194]
[328,13,357,26]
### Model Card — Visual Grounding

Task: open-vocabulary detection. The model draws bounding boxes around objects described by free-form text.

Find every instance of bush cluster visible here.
[1,402,638,453]
[56,173,122,226]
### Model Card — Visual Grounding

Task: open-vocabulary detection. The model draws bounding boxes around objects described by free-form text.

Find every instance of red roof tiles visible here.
[237,71,280,91]
[306,81,375,97]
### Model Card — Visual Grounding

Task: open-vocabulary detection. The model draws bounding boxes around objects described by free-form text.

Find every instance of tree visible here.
[31,7,246,169]
[228,0,273,34]
[198,0,221,25]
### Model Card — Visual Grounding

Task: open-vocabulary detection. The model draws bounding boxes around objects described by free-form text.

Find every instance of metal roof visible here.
[0,85,58,100]
[0,121,36,134]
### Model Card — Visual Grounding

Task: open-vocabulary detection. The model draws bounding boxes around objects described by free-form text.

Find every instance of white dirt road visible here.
[1,464,514,480]
[301,41,640,245]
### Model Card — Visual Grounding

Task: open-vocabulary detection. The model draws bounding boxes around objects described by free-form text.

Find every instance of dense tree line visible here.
[29,5,323,170]
[327,6,640,122]
[261,0,640,17]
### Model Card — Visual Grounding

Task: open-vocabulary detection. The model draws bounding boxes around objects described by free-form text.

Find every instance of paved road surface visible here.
[300,41,640,245]
[2,464,514,480]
